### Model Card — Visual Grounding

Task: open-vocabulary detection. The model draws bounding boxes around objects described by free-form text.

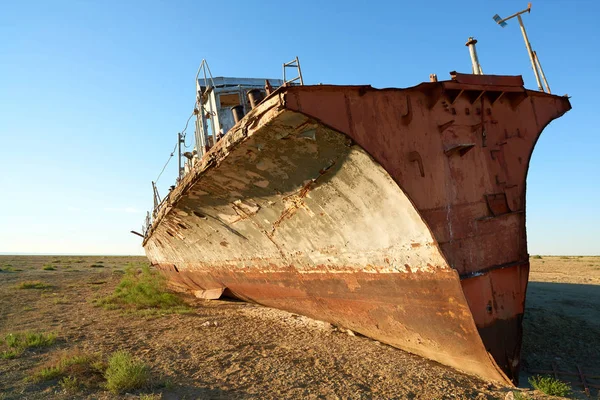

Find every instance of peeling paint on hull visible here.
[143,74,571,385]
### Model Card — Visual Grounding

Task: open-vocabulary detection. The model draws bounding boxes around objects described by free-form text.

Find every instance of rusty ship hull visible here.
[143,73,571,385]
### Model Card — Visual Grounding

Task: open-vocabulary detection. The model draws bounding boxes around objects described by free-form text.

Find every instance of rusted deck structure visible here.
[143,72,571,385]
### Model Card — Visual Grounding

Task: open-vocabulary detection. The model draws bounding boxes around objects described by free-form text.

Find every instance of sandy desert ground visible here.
[0,255,598,399]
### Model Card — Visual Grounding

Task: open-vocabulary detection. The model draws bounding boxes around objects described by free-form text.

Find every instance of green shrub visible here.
[529,375,571,397]
[104,351,150,394]
[42,265,56,271]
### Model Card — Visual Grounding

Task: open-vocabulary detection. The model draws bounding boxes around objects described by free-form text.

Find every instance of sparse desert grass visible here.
[52,260,61,264]
[512,391,529,400]
[59,376,80,393]
[33,349,105,391]
[1,349,21,359]
[1,331,56,358]
[4,332,56,349]
[53,296,69,305]
[94,265,189,314]
[139,394,162,400]
[104,351,151,394]
[0,265,17,273]
[528,375,571,397]
[33,349,155,395]
[42,265,57,271]
[17,280,51,289]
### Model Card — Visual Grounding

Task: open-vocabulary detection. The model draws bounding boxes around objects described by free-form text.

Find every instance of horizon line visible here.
[0,252,146,257]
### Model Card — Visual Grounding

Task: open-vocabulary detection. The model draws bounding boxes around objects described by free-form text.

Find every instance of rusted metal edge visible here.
[459,259,527,280]
[143,95,286,245]
[449,71,524,87]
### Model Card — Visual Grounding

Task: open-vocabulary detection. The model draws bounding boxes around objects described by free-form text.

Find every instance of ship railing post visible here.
[296,56,304,85]
[282,62,286,87]
[194,59,217,156]
[152,181,161,217]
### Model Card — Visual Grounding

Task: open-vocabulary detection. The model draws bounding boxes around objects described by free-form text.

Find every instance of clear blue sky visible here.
[0,0,598,255]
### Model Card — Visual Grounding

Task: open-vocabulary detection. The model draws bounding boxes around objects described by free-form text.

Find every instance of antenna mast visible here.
[493,3,551,93]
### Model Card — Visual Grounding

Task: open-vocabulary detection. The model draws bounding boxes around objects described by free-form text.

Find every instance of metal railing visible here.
[283,56,304,86]
[141,57,306,238]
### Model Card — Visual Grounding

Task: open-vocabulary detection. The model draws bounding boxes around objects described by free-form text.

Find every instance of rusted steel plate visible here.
[449,71,525,87]
[461,262,529,379]
[157,265,508,384]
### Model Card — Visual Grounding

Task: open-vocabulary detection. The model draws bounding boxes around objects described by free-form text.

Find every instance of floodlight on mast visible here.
[492,3,551,93]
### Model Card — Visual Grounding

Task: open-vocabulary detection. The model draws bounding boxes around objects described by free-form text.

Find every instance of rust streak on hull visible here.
[156,265,506,383]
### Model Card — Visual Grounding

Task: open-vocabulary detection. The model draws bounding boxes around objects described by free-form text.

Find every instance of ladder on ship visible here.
[283,56,304,86]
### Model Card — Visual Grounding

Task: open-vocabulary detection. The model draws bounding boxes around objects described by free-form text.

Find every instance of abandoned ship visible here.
[139,32,571,385]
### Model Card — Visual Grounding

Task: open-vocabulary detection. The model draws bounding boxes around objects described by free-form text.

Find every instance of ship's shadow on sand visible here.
[520,281,600,394]
[162,386,250,400]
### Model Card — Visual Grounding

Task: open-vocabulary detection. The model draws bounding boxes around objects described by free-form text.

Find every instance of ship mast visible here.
[465,37,483,75]
[493,3,551,93]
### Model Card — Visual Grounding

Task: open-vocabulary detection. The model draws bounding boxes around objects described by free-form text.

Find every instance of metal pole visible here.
[296,56,304,85]
[282,62,286,84]
[152,181,158,210]
[465,37,483,75]
[517,14,543,91]
[533,50,551,94]
[177,132,182,181]
[201,65,215,149]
